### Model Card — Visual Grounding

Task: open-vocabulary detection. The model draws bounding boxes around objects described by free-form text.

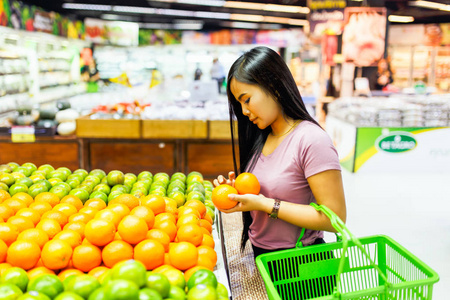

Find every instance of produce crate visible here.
[208,120,237,139]
[76,115,141,139]
[142,120,207,139]
[0,126,57,137]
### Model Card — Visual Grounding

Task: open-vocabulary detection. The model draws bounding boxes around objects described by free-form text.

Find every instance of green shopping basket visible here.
[255,203,439,300]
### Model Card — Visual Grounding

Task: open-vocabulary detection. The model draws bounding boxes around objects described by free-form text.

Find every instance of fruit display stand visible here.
[0,136,82,171]
[76,115,141,139]
[0,164,232,299]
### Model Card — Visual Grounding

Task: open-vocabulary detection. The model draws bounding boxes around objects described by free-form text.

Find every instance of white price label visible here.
[11,126,36,143]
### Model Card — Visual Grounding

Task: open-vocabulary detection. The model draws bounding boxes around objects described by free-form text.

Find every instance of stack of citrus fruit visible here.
[0,259,229,299]
[0,163,223,297]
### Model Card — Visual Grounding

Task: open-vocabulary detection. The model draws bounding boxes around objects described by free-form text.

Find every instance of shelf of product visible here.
[389,45,450,92]
[328,94,450,127]
[0,163,231,299]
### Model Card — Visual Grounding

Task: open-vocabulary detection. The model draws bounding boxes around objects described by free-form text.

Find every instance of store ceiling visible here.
[28,0,450,31]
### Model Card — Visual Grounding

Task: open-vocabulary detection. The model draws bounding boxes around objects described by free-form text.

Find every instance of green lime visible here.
[186,191,205,203]
[0,182,8,191]
[93,184,111,195]
[137,171,153,181]
[64,275,100,299]
[53,182,72,193]
[56,167,72,178]
[187,284,216,300]
[111,185,127,194]
[110,260,147,288]
[206,206,215,223]
[133,181,150,191]
[89,169,106,180]
[29,175,46,184]
[167,184,185,194]
[69,189,89,203]
[216,283,228,298]
[106,171,125,186]
[47,178,63,187]
[161,269,185,290]
[54,291,84,300]
[145,272,170,298]
[37,164,55,175]
[7,162,20,171]
[36,180,52,191]
[22,163,37,174]
[149,186,166,195]
[130,187,147,196]
[0,164,12,173]
[205,191,212,201]
[86,287,106,300]
[170,172,186,183]
[89,191,107,202]
[14,167,32,177]
[84,176,101,186]
[8,183,29,196]
[1,267,29,292]
[186,183,205,196]
[148,190,165,197]
[77,184,93,194]
[66,179,81,190]
[124,174,137,187]
[104,279,139,300]
[168,191,185,208]
[28,184,48,199]
[27,274,63,299]
[0,173,15,186]
[168,285,186,300]
[49,186,68,199]
[186,269,217,290]
[73,169,88,180]
[66,174,84,183]
[137,288,162,300]
[31,171,47,178]
[15,177,33,188]
[17,290,51,300]
[0,283,24,299]
[47,171,67,182]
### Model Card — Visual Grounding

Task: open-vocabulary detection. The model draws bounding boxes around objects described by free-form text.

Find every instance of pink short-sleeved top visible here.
[249,121,341,249]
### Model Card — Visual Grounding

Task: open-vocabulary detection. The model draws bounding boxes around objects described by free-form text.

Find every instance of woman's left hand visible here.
[218,193,271,214]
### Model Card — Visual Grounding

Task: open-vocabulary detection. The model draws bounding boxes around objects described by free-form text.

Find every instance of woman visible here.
[213,46,346,258]
[371,58,393,91]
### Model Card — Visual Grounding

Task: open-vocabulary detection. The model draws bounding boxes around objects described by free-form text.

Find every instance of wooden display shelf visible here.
[76,115,141,139]
[208,120,237,140]
[0,135,81,170]
[142,120,207,139]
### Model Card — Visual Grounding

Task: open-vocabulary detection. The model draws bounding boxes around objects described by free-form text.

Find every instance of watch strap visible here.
[269,198,281,219]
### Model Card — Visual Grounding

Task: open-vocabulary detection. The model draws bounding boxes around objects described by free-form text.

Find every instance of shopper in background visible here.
[210,58,225,93]
[371,58,393,91]
[194,63,203,81]
[213,46,346,259]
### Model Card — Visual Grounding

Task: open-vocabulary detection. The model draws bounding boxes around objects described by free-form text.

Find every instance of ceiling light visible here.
[388,15,414,23]
[409,1,450,11]
[62,3,112,11]
[147,0,309,13]
[230,14,308,26]
[194,11,230,19]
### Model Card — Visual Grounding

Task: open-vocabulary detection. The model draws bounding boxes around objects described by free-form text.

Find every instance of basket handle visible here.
[310,203,392,297]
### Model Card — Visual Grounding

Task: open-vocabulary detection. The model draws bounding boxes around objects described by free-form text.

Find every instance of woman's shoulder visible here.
[292,121,333,145]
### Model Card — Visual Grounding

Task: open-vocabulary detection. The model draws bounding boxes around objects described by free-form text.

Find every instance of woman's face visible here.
[230,78,281,130]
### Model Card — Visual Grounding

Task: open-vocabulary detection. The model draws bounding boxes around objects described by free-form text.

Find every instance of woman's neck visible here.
[270,118,299,137]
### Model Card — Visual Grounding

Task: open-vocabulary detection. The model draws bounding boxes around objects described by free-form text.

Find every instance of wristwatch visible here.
[269,198,281,219]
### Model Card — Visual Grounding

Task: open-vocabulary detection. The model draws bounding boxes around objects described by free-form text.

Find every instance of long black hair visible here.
[226,46,320,252]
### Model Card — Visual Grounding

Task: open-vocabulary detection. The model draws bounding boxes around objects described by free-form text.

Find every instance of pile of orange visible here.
[0,190,217,279]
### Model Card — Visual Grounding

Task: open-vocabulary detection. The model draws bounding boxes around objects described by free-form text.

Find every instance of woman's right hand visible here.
[213,171,236,187]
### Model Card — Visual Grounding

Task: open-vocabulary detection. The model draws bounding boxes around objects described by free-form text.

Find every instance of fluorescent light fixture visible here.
[101,14,140,21]
[221,21,259,29]
[63,3,307,26]
[224,2,309,14]
[62,3,112,11]
[139,21,203,30]
[230,14,307,26]
[147,0,309,13]
[388,15,414,22]
[409,1,450,11]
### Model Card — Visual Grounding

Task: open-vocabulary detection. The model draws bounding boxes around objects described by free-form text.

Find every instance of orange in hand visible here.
[211,184,238,210]
[234,172,260,195]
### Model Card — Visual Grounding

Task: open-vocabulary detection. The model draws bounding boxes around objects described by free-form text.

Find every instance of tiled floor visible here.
[323,169,450,299]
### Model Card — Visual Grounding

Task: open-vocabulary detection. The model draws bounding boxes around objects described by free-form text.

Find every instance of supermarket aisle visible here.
[324,169,450,299]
